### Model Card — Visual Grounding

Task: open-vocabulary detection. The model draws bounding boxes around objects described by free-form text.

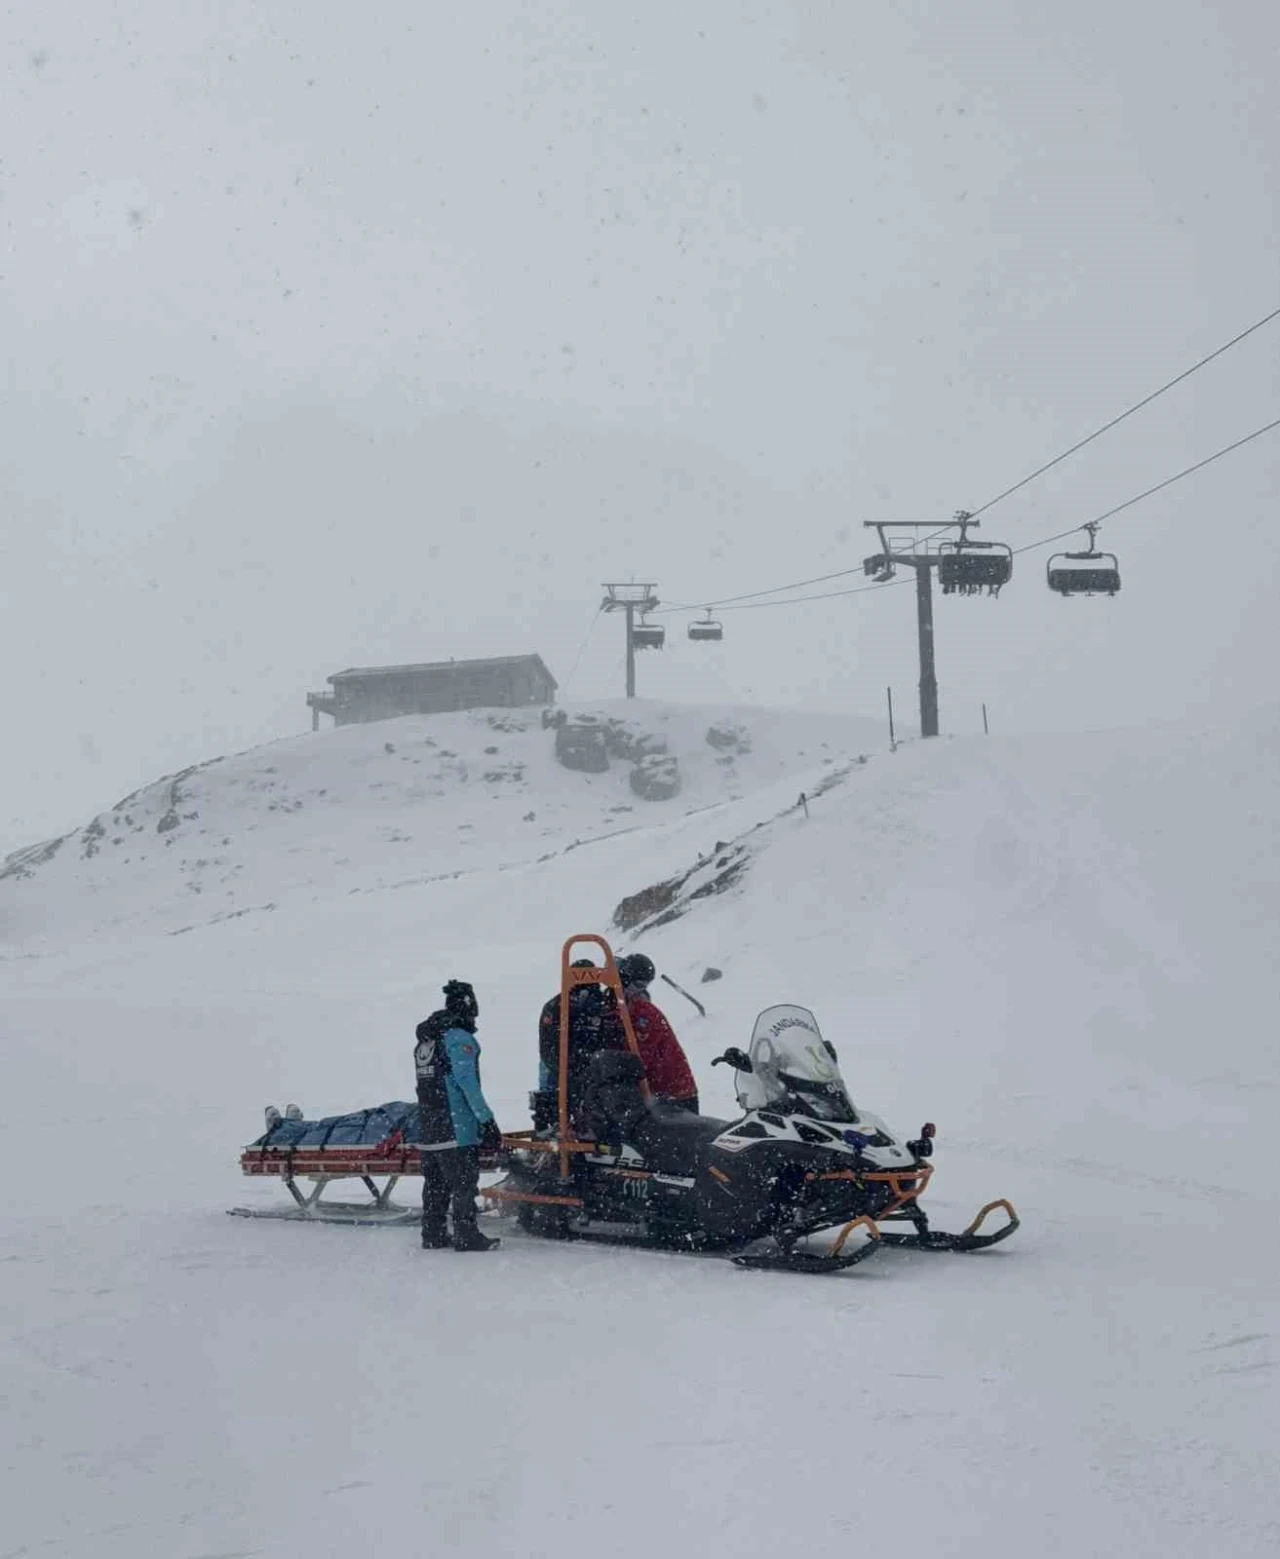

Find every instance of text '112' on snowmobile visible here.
[483,934,1019,1274]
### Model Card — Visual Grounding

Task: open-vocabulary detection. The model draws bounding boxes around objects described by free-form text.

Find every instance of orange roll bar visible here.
[556,934,651,1180]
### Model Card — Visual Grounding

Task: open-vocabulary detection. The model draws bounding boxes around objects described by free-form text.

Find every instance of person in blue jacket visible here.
[414,980,503,1252]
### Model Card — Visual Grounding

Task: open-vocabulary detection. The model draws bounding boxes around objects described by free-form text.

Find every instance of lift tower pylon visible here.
[601,582,661,699]
[862,513,1008,738]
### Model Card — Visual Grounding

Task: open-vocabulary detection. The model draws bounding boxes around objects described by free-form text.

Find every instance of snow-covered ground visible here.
[3,701,1278,1557]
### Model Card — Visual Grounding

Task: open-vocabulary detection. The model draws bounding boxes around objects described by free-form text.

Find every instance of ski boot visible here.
[421,1224,451,1250]
[451,1224,500,1253]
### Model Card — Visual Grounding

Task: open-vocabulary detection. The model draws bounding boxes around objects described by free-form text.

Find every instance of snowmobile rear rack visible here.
[482,1187,584,1209]
[495,1130,598,1154]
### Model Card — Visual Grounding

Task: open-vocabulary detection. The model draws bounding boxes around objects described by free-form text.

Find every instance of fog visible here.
[4,0,1278,854]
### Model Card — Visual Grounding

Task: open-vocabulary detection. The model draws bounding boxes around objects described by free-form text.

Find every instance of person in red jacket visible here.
[616,954,699,1112]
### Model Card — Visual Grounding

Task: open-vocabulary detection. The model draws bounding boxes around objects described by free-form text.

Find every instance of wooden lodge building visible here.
[307,655,557,729]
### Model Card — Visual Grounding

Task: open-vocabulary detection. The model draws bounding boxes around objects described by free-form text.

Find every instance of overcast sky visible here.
[4,0,1278,854]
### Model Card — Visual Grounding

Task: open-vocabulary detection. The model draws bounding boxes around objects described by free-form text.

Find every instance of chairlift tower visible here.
[862,513,1010,739]
[601,582,662,698]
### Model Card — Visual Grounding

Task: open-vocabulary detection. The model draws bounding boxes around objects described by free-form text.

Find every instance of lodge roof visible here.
[328,654,557,688]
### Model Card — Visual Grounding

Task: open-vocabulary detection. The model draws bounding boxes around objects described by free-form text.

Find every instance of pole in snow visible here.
[660,972,707,1018]
[982,702,989,735]
[886,685,896,750]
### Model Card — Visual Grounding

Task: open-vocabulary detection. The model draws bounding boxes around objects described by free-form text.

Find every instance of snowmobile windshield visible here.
[738,1005,859,1122]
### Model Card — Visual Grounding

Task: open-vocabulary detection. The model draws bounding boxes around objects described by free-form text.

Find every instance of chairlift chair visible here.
[1047,526,1120,596]
[688,611,724,643]
[937,539,1013,597]
[632,616,666,650]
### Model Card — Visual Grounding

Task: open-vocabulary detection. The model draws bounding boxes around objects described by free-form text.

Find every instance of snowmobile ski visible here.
[733,1215,882,1275]
[875,1199,1019,1252]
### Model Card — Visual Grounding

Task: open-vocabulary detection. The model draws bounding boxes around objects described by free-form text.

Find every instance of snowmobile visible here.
[485,936,1019,1274]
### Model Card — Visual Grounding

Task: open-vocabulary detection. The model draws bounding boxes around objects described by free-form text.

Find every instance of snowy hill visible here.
[3,702,1278,1558]
[1,699,872,945]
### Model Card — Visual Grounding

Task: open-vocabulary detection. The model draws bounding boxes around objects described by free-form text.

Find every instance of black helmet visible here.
[618,953,655,988]
[442,979,478,1023]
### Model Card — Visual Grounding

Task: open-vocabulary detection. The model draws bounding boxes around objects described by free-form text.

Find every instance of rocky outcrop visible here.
[706,722,751,756]
[613,842,750,933]
[629,753,681,801]
[554,719,610,774]
[552,713,682,798]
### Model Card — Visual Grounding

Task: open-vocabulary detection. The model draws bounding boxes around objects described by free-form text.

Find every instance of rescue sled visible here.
[232,1102,425,1225]
[483,935,1020,1274]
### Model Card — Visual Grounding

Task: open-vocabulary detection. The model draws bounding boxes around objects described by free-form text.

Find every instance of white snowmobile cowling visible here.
[739,1004,855,1118]
[728,1004,915,1169]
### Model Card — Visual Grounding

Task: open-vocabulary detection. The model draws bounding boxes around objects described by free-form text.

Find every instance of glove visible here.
[478,1119,503,1153]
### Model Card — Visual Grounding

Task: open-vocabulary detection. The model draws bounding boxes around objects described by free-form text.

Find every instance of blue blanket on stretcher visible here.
[250,1102,421,1152]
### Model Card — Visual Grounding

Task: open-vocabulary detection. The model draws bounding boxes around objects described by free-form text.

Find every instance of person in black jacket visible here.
[415,979,503,1252]
[536,959,625,1130]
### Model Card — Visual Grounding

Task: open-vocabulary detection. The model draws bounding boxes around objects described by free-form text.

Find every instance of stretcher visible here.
[230,1102,427,1226]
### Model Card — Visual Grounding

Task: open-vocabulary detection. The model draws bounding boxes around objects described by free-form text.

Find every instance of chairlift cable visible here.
[912,304,1279,549]
[968,302,1280,522]
[702,414,1280,612]
[656,563,868,615]
[560,606,605,692]
[658,303,1280,613]
[1010,413,1280,556]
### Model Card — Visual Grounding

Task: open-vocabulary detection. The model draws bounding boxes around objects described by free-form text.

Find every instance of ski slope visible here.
[2,701,1278,1558]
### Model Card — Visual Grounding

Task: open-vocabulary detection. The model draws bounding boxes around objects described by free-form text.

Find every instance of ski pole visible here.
[660,973,707,1018]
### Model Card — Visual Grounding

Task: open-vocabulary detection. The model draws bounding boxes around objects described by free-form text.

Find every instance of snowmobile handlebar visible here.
[711,1047,753,1073]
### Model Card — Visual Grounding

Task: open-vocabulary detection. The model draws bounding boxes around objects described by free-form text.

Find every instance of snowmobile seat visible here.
[629,1104,732,1178]
[584,1051,729,1173]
